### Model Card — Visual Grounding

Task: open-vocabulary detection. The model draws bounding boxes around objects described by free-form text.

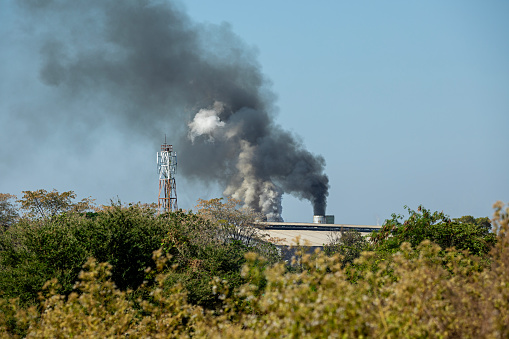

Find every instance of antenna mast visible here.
[157,141,178,213]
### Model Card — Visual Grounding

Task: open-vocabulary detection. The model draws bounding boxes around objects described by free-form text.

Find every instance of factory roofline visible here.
[254,222,382,247]
[255,221,382,233]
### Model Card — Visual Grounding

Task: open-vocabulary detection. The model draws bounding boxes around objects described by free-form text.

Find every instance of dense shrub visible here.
[0,193,18,228]
[372,205,497,256]
[159,210,275,309]
[0,199,275,311]
[1,193,506,337]
[0,214,92,304]
[0,202,507,338]
[88,203,169,290]
[334,207,497,284]
[323,229,372,267]
[0,203,169,304]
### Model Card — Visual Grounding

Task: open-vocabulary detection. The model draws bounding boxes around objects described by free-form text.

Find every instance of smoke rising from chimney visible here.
[18,0,329,219]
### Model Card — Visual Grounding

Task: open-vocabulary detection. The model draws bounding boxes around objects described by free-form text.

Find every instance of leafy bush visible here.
[1,202,507,338]
[0,214,92,304]
[154,199,280,309]
[0,196,273,311]
[372,205,497,256]
[17,189,95,219]
[159,210,260,308]
[323,229,372,267]
[0,193,18,228]
[87,203,169,290]
[339,207,497,284]
[2,196,507,338]
[0,202,169,304]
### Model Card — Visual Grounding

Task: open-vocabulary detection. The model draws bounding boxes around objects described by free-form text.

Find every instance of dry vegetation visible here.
[0,193,507,338]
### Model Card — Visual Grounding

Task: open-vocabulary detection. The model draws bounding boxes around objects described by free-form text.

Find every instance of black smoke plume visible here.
[19,0,329,220]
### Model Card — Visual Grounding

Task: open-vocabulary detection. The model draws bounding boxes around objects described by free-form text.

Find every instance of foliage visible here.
[1,191,506,337]
[1,202,507,338]
[196,197,264,248]
[454,215,492,233]
[196,196,280,263]
[323,229,372,267]
[372,205,497,256]
[0,195,274,311]
[0,201,168,305]
[159,209,267,309]
[0,194,18,228]
[88,202,170,290]
[0,254,203,338]
[17,189,95,219]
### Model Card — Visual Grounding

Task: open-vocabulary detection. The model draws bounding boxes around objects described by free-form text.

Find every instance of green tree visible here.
[372,205,496,256]
[323,229,371,267]
[90,202,168,290]
[160,207,276,308]
[2,202,508,338]
[17,189,94,219]
[0,193,18,228]
[196,197,264,247]
[196,197,280,263]
[0,201,167,305]
[0,213,92,305]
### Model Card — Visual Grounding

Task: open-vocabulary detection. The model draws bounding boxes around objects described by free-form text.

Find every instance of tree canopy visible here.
[372,205,496,256]
[0,194,18,228]
[196,197,264,247]
[1,189,507,337]
[17,189,95,219]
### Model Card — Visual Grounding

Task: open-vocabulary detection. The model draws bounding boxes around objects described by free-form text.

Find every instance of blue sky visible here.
[184,1,509,223]
[1,1,508,224]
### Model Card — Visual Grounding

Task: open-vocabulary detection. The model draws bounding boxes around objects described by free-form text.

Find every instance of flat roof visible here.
[259,229,374,247]
[254,221,381,246]
[256,221,382,233]
[258,221,381,228]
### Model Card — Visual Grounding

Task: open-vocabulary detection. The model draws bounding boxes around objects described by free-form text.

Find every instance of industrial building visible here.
[256,220,382,247]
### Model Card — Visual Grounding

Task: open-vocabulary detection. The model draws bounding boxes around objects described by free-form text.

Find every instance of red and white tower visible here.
[157,142,177,213]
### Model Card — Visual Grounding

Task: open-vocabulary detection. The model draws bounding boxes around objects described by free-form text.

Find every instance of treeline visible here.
[0,190,507,337]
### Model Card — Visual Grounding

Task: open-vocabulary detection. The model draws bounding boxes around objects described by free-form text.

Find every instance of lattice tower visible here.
[157,143,177,213]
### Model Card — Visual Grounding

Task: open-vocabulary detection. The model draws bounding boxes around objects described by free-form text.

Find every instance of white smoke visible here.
[188,101,225,142]
[223,141,283,221]
[259,181,283,221]
[188,103,284,221]
[188,105,283,221]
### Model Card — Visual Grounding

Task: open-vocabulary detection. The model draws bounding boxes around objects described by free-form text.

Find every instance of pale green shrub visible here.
[1,202,507,338]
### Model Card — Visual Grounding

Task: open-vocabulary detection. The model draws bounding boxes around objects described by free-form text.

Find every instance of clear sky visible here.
[1,0,508,224]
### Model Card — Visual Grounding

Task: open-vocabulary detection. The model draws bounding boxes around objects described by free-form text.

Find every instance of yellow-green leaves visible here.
[17,189,95,219]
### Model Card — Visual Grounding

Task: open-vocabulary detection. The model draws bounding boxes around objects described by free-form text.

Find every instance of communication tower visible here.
[157,142,178,213]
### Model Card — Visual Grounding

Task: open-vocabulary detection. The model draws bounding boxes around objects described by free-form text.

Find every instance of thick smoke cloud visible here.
[18,0,329,219]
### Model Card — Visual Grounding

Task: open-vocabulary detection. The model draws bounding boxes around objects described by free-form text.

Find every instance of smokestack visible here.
[313,215,325,224]
[19,0,329,220]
